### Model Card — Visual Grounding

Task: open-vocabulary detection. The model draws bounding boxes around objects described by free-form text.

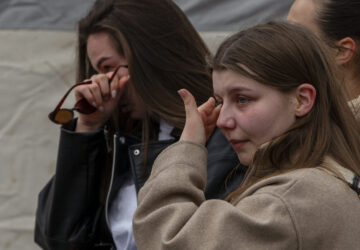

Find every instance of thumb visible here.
[178,88,198,119]
[178,89,206,145]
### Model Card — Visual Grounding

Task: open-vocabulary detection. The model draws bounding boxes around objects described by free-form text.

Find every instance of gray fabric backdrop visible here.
[0,0,293,31]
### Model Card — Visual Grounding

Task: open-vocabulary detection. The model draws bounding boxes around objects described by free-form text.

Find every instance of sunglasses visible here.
[48,65,128,124]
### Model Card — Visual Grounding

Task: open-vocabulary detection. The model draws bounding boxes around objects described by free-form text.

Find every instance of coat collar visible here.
[241,154,360,197]
[320,157,360,196]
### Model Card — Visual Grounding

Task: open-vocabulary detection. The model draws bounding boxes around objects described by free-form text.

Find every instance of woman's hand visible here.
[178,89,221,145]
[75,71,130,132]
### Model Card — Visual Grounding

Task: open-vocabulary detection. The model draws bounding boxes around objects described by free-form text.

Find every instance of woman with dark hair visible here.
[133,22,360,249]
[34,0,244,249]
[288,0,360,118]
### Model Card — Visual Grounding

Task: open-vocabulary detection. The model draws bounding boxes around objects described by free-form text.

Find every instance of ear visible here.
[335,37,356,66]
[294,83,316,117]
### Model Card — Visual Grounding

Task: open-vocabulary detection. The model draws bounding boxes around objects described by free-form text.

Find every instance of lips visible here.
[229,139,248,150]
[120,104,131,113]
[119,101,132,113]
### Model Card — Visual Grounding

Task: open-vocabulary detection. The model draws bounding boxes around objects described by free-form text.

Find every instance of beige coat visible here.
[133,141,360,250]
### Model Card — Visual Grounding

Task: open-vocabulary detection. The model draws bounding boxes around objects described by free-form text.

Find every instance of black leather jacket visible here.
[35,124,247,250]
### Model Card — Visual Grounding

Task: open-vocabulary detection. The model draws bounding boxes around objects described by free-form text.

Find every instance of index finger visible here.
[111,75,130,99]
[198,97,216,116]
[108,65,123,81]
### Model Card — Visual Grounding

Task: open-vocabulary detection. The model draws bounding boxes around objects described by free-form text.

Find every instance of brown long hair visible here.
[315,0,360,47]
[77,0,212,155]
[315,0,360,93]
[210,22,360,198]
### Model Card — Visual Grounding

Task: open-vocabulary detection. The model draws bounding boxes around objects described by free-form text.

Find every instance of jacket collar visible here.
[321,157,360,196]
[242,154,360,196]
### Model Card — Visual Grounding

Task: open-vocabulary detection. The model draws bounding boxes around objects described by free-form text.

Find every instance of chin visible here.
[130,111,145,120]
[236,152,252,166]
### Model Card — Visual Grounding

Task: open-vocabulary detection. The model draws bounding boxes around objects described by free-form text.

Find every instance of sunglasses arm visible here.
[51,80,92,113]
[48,80,92,124]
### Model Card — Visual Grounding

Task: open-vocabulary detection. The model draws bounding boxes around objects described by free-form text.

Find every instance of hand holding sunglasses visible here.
[49,65,128,125]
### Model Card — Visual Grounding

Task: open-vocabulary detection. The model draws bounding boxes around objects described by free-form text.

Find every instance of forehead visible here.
[87,32,117,56]
[213,70,266,96]
[287,0,321,35]
[86,32,122,71]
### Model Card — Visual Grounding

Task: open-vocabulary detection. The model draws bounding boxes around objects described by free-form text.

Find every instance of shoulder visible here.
[244,167,352,202]
[232,167,360,246]
[235,167,360,232]
[233,166,359,227]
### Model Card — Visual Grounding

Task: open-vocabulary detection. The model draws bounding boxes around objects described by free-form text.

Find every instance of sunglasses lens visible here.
[54,109,74,124]
[75,99,97,114]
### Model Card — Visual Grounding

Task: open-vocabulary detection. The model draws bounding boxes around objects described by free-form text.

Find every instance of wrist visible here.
[75,118,103,133]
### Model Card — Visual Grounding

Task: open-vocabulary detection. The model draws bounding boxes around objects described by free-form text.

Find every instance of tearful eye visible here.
[238,96,249,104]
[102,65,115,73]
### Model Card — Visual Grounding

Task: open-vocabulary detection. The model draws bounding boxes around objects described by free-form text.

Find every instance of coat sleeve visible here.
[34,126,109,250]
[133,141,298,250]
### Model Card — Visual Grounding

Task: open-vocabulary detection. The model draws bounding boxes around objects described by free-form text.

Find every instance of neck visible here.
[343,69,360,100]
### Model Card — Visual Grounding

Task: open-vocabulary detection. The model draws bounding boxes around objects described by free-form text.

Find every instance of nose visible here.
[216,106,235,130]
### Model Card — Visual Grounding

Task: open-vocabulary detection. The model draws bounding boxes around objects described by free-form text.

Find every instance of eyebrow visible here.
[214,86,254,98]
[227,86,253,92]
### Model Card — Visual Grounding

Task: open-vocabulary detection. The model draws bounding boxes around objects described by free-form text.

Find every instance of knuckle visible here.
[99,74,108,80]
[87,96,94,103]
[91,74,105,81]
[74,85,87,95]
[89,83,99,91]
[74,85,83,93]
[90,74,98,81]
[106,71,113,78]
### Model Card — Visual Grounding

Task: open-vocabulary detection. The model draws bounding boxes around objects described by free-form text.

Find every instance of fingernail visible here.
[177,89,186,99]
[92,102,97,107]
[112,90,117,99]
[99,106,104,112]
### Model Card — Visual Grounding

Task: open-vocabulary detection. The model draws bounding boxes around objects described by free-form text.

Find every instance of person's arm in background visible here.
[34,120,109,250]
[35,72,129,249]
